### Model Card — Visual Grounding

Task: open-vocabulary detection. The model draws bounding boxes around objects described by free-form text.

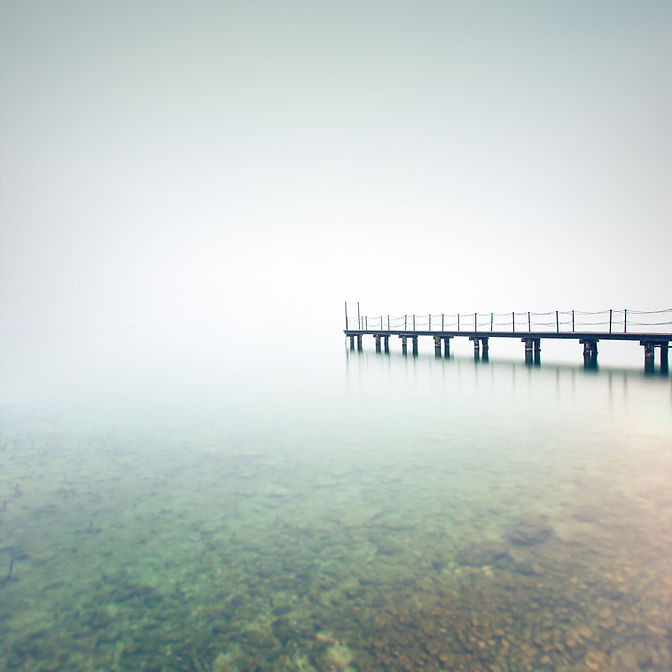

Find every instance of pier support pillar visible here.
[412,336,419,357]
[643,342,655,374]
[580,340,598,369]
[434,336,442,357]
[533,339,541,366]
[481,338,489,362]
[443,337,451,358]
[357,335,363,352]
[523,338,533,366]
[401,336,408,355]
[384,336,390,354]
[661,343,669,374]
[470,337,480,361]
[349,335,355,350]
[374,335,381,353]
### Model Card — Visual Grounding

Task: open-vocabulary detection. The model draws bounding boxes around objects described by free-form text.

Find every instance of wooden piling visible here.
[581,339,598,369]
[434,335,441,357]
[644,342,655,373]
[661,343,669,374]
[443,337,451,358]
[471,336,480,361]
[412,336,419,356]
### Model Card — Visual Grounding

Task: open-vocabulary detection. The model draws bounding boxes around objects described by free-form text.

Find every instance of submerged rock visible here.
[338,508,382,528]
[507,515,553,546]
[456,541,509,567]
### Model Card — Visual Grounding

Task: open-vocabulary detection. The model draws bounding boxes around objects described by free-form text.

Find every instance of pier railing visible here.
[347,308,672,335]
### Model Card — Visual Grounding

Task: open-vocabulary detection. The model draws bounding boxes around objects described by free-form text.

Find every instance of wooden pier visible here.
[344,304,672,373]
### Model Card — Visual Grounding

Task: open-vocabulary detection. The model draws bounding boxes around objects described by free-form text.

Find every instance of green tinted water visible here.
[1,330,671,671]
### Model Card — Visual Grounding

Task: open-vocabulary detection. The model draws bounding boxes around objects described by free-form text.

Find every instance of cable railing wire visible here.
[348,306,672,334]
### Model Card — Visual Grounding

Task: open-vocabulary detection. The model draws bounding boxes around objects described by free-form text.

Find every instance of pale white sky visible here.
[1,1,671,328]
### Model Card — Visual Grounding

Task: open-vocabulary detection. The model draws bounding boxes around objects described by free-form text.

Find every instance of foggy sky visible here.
[1,1,671,327]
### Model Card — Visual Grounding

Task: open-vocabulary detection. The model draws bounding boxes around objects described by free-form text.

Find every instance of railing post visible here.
[572,310,575,333]
[365,316,368,330]
[429,314,431,330]
[405,314,407,330]
[474,312,477,332]
[512,312,515,332]
[490,312,494,330]
[413,314,416,330]
[441,314,444,331]
[624,309,627,333]
[556,310,559,333]
[357,302,361,330]
[528,311,531,332]
[387,315,390,330]
[345,301,348,330]
[609,309,613,334]
[458,314,460,331]
[380,315,383,330]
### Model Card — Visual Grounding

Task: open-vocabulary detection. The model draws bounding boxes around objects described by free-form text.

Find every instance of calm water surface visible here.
[1,326,671,671]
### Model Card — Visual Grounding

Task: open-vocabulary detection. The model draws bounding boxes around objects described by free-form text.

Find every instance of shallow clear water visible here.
[1,325,671,671]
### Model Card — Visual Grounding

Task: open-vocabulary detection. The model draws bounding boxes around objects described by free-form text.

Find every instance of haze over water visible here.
[2,0,672,669]
[1,325,671,671]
